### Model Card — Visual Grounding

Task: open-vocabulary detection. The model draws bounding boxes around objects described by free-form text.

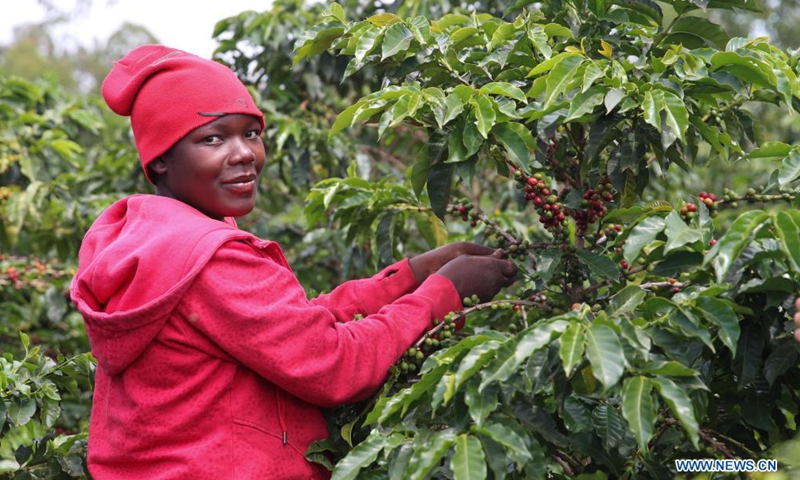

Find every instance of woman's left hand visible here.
[408,242,498,285]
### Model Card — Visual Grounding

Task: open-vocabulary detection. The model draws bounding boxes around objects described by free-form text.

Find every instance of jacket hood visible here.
[70,195,254,375]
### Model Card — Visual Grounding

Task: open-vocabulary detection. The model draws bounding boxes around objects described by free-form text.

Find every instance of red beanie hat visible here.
[101,44,265,182]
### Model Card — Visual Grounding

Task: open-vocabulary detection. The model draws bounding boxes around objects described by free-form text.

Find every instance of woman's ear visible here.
[149,157,168,176]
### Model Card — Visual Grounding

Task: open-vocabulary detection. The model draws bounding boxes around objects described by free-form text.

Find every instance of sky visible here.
[1,0,274,58]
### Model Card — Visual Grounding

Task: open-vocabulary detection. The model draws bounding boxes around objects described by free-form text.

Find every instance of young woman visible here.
[70,45,518,479]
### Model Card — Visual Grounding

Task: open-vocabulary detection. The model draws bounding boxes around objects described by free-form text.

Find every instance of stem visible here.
[699,429,737,459]
[706,429,759,458]
[413,299,550,348]
[640,280,688,290]
[649,9,687,53]
[583,266,647,295]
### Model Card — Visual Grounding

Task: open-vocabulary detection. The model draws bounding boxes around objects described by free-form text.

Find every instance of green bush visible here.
[291,0,800,478]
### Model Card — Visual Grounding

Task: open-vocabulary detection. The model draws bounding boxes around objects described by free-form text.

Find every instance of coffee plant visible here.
[294,0,800,478]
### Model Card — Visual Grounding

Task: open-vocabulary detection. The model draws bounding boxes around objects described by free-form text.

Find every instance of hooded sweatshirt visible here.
[70,194,462,480]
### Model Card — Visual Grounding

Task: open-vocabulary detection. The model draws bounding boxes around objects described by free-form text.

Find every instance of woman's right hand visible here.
[437,250,518,303]
[794,298,800,344]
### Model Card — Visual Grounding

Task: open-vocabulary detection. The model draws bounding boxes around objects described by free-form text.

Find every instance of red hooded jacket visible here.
[70,195,462,479]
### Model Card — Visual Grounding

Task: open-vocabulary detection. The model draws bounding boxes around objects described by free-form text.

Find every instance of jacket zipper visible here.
[276,389,288,446]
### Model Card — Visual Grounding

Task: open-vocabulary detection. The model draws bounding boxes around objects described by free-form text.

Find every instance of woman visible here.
[70,45,518,479]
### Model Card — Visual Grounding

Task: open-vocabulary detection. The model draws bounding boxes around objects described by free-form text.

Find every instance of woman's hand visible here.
[408,242,497,285]
[794,298,800,344]
[437,251,518,303]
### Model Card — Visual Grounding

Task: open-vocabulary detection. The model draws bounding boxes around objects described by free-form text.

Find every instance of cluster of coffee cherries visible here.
[449,202,479,227]
[679,201,698,220]
[495,237,532,260]
[571,179,615,234]
[396,308,462,374]
[720,188,740,208]
[513,169,566,230]
[681,192,723,221]
[698,191,719,217]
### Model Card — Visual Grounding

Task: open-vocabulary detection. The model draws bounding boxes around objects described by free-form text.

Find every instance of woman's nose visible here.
[230,138,256,164]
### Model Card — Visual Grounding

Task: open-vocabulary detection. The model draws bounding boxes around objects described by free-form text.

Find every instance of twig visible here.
[413,299,550,348]
[706,429,759,459]
[583,266,646,295]
[554,452,575,476]
[699,429,737,459]
[640,280,688,290]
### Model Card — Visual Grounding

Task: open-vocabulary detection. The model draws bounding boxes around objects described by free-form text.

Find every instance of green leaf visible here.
[747,141,793,159]
[527,24,552,59]
[329,2,346,23]
[664,17,729,49]
[693,296,740,355]
[764,338,800,386]
[778,150,800,187]
[454,340,503,390]
[639,361,697,378]
[708,210,769,282]
[444,91,468,126]
[376,212,396,266]
[668,308,714,350]
[480,320,569,390]
[664,211,705,254]
[472,94,497,139]
[491,122,535,168]
[473,422,532,465]
[565,86,606,121]
[607,285,647,317]
[368,12,401,26]
[331,432,386,480]
[382,22,414,60]
[332,100,367,135]
[559,323,586,376]
[8,398,36,427]
[0,398,6,432]
[582,61,608,92]
[537,249,563,283]
[399,364,450,417]
[592,403,627,451]
[585,324,625,389]
[427,162,455,221]
[544,55,583,107]
[773,211,800,272]
[576,250,620,281]
[40,398,60,429]
[735,323,764,389]
[407,430,456,480]
[641,89,689,145]
[355,26,381,62]
[452,435,487,480]
[544,23,573,38]
[710,51,776,89]
[623,216,666,263]
[479,82,527,103]
[621,376,656,451]
[653,377,700,448]
[450,26,481,47]
[465,381,499,425]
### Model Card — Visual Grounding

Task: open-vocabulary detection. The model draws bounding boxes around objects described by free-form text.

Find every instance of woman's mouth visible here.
[222,176,257,194]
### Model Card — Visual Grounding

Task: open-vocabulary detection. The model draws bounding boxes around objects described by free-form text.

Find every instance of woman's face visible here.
[152,114,266,220]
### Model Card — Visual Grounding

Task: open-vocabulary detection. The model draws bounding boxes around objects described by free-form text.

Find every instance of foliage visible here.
[292,0,800,478]
[0,333,94,478]
[0,74,132,479]
[2,0,800,478]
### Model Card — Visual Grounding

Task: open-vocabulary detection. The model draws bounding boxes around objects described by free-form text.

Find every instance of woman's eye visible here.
[245,130,260,139]
[203,135,222,144]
